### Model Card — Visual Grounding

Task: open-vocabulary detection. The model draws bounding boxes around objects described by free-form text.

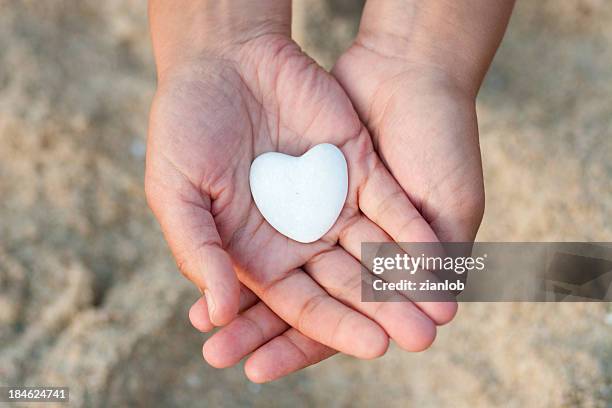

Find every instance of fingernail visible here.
[204,289,215,321]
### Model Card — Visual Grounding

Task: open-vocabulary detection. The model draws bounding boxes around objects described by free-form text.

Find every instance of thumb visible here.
[146,171,240,326]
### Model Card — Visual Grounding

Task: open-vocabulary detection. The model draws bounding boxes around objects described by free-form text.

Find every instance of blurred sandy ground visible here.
[0,0,610,406]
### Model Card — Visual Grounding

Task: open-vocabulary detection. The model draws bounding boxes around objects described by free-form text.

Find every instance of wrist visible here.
[355,28,484,98]
[356,0,514,97]
[149,0,291,81]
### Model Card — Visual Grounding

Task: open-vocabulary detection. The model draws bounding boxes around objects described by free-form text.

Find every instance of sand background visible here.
[0,0,610,406]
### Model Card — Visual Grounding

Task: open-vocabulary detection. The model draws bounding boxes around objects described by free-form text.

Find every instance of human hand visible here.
[146,0,456,381]
[333,49,485,242]
[186,0,515,382]
[328,0,514,241]
[184,49,480,378]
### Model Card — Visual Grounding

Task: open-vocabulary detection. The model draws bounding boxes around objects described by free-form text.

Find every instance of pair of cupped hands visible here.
[145,29,484,382]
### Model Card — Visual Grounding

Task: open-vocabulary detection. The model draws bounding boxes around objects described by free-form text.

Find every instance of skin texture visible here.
[146,33,456,376]
[189,54,484,384]
[150,0,514,384]
[333,47,485,243]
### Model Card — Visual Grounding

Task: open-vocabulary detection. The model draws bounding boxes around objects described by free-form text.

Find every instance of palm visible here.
[333,44,485,242]
[151,37,379,288]
[147,36,453,365]
[149,43,343,271]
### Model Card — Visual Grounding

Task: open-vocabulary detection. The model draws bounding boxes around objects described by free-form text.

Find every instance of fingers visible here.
[305,247,437,352]
[338,216,458,325]
[357,165,450,281]
[146,170,240,326]
[189,298,215,332]
[359,157,439,244]
[252,269,389,359]
[245,329,336,383]
[203,301,289,368]
[189,284,258,332]
[200,295,336,378]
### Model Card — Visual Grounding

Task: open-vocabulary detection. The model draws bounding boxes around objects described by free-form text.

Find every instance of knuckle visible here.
[296,293,327,333]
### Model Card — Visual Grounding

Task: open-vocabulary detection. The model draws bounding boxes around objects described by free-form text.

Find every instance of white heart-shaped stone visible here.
[249,143,348,243]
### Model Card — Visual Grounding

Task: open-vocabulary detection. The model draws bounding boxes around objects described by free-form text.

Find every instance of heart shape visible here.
[249,143,348,243]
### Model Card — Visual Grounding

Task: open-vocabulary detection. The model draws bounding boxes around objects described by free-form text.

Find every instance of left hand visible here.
[332,42,485,243]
